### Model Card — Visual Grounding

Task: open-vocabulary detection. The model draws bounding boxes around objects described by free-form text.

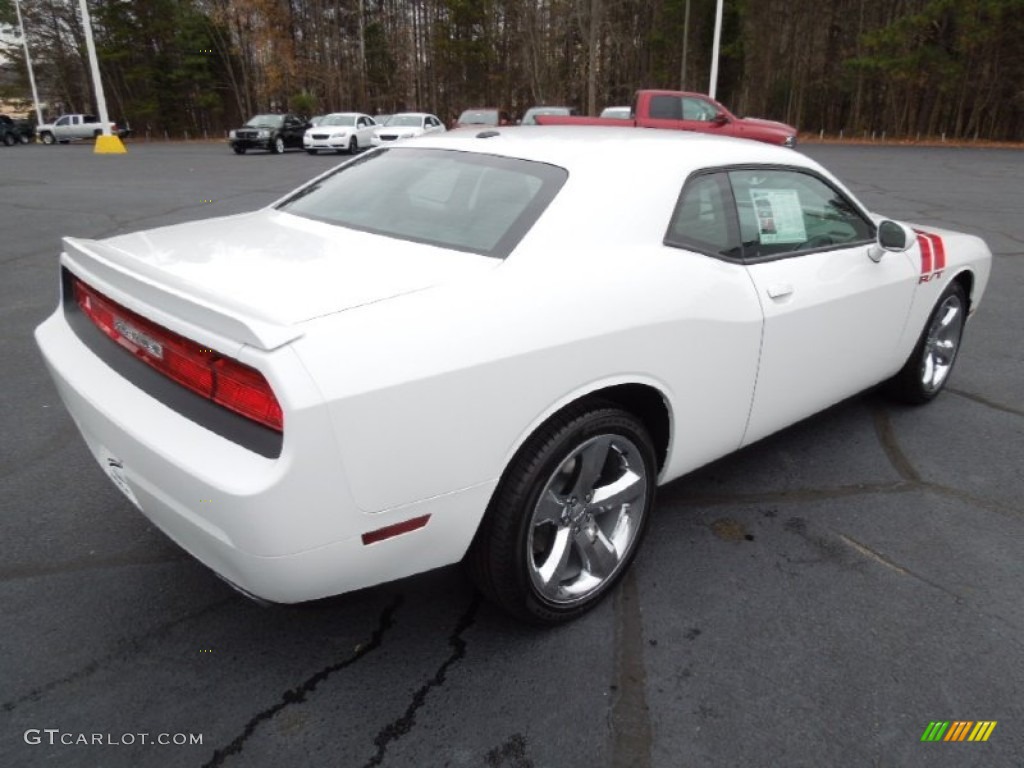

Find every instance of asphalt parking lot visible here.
[1,139,1022,768]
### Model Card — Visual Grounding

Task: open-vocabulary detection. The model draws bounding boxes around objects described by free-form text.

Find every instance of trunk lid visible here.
[84,209,497,328]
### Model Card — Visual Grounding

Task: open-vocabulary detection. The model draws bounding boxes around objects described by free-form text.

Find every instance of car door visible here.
[660,171,764,473]
[53,116,72,140]
[732,166,918,445]
[425,116,445,134]
[356,115,375,147]
[645,94,724,136]
[284,115,306,147]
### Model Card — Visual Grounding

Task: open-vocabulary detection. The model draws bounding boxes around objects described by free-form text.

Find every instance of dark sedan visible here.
[229,113,309,154]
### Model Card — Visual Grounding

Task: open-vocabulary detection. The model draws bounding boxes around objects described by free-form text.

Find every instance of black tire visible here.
[40,132,55,145]
[348,136,358,154]
[233,146,246,155]
[19,134,30,144]
[468,404,656,624]
[306,149,317,155]
[272,135,285,154]
[93,129,102,139]
[2,133,14,146]
[887,281,968,404]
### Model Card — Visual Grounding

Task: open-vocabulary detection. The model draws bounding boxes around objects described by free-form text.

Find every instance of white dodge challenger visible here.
[35,128,991,623]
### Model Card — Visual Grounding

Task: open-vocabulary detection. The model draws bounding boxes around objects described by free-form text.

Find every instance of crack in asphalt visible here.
[202,594,403,768]
[834,533,1024,645]
[870,406,921,483]
[682,480,913,507]
[610,569,652,768]
[361,595,481,768]
[2,596,235,713]
[948,387,1024,419]
[0,551,191,583]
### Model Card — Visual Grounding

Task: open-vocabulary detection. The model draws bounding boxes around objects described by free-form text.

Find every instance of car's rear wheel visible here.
[468,405,656,624]
[40,132,55,145]
[233,146,246,155]
[272,136,285,154]
[887,281,967,404]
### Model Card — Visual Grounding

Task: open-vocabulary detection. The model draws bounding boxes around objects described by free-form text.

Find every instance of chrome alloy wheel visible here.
[920,293,964,394]
[527,434,648,604]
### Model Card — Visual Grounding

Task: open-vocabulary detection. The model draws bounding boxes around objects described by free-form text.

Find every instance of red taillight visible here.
[212,358,283,431]
[72,277,283,433]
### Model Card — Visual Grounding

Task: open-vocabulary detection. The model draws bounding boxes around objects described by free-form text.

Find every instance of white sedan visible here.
[371,112,445,146]
[35,128,991,623]
[303,112,377,154]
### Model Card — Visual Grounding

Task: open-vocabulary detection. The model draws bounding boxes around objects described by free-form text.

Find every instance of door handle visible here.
[766,283,794,299]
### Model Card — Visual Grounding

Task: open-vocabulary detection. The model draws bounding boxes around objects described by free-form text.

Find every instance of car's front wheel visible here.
[233,146,246,155]
[887,281,967,404]
[2,133,14,146]
[306,148,317,155]
[272,136,285,154]
[18,134,30,144]
[468,405,656,624]
[348,136,358,154]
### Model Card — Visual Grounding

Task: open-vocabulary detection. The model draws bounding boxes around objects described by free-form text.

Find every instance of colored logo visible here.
[921,721,997,742]
[914,229,947,284]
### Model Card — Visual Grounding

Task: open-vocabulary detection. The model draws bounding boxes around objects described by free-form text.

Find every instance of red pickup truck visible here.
[536,90,798,148]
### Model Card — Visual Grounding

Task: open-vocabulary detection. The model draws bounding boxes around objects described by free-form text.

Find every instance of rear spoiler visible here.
[61,237,302,352]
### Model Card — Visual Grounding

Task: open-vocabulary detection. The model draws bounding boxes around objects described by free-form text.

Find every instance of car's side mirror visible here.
[712,113,730,125]
[869,220,914,262]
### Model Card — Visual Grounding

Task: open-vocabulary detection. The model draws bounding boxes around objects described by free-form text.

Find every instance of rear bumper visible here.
[34,307,491,602]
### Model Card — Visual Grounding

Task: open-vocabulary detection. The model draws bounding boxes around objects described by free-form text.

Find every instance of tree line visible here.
[1,0,1021,141]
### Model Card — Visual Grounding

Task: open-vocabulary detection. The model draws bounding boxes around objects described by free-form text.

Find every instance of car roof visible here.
[390,112,433,118]
[407,126,812,177]
[324,112,367,118]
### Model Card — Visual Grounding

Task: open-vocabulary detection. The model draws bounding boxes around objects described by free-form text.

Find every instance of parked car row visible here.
[228,90,799,157]
[229,111,448,155]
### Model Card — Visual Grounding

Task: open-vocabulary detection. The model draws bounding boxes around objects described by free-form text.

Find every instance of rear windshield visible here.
[277,148,567,258]
[246,114,284,128]
[459,110,498,125]
[323,114,357,126]
[385,115,423,127]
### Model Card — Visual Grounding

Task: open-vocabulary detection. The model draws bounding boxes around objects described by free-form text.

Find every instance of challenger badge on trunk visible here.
[114,317,164,359]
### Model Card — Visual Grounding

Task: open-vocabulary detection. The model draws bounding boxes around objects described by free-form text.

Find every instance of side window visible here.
[649,95,682,120]
[682,97,716,121]
[664,172,741,258]
[56,116,70,126]
[728,169,874,259]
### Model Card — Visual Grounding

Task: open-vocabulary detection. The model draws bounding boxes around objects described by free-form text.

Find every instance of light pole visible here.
[77,0,126,153]
[708,0,724,99]
[13,0,43,129]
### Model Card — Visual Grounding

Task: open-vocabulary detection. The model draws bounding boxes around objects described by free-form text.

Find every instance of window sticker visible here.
[749,189,806,244]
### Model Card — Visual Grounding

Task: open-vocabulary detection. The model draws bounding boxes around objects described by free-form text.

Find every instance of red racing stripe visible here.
[930,233,946,270]
[916,233,933,274]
